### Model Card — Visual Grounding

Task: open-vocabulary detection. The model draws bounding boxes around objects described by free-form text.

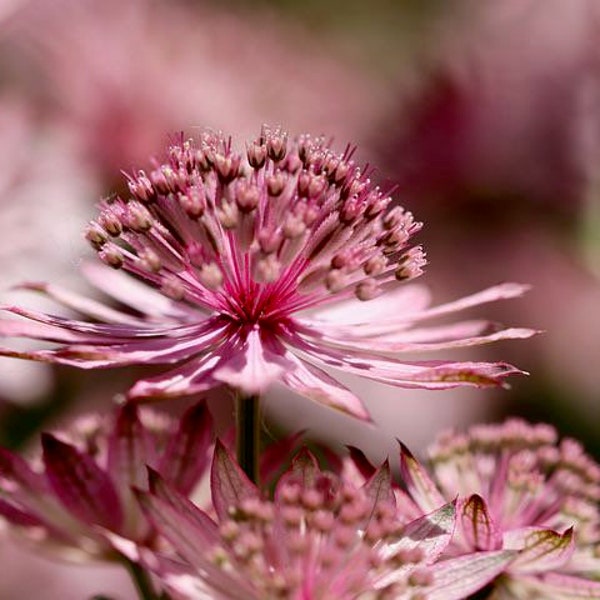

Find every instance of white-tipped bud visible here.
[99,244,124,269]
[254,254,281,283]
[138,248,162,273]
[325,269,346,293]
[161,275,185,301]
[355,278,381,301]
[198,263,224,291]
[217,201,239,229]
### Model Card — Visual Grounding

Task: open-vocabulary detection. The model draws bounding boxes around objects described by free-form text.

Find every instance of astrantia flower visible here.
[0,127,533,420]
[397,418,600,598]
[0,401,212,561]
[129,442,514,600]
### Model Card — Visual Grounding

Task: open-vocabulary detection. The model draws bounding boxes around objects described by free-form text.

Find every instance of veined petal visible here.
[384,501,456,563]
[307,284,432,325]
[280,350,371,421]
[127,354,223,399]
[399,442,447,514]
[81,262,197,320]
[212,328,292,395]
[362,459,396,511]
[42,434,123,532]
[106,404,153,537]
[210,440,259,522]
[15,281,149,325]
[286,331,525,389]
[158,401,213,495]
[535,572,600,598]
[295,320,536,353]
[505,527,575,574]
[461,494,502,551]
[425,550,517,600]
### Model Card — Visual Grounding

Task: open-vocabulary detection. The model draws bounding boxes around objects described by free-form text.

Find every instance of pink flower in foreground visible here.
[129,443,514,600]
[0,128,534,420]
[0,401,212,561]
[397,419,600,598]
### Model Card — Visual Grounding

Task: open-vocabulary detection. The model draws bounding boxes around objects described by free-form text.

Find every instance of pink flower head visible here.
[0,401,212,561]
[0,128,534,420]
[131,443,514,599]
[398,418,600,597]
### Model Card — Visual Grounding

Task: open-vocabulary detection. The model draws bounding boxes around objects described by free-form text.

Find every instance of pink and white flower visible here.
[397,418,600,598]
[0,401,212,561]
[0,128,534,420]
[131,442,515,600]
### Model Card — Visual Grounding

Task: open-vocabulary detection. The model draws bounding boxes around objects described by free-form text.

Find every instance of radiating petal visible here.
[212,328,292,394]
[42,433,123,531]
[384,501,456,563]
[399,442,447,514]
[210,440,258,522]
[281,351,371,421]
[425,550,517,600]
[158,400,213,495]
[505,527,575,574]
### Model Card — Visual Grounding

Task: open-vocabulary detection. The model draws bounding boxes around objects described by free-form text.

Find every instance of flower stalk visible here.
[235,393,260,484]
[125,558,162,600]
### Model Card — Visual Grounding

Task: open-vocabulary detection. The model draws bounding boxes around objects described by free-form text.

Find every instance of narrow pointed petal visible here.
[210,440,258,521]
[399,442,446,513]
[385,501,456,563]
[362,459,396,509]
[259,430,304,486]
[81,262,196,320]
[281,351,371,421]
[42,433,123,531]
[212,329,292,394]
[425,550,517,600]
[127,354,222,399]
[15,281,148,325]
[158,400,213,495]
[461,494,502,551]
[347,446,377,480]
[536,572,600,598]
[506,527,575,574]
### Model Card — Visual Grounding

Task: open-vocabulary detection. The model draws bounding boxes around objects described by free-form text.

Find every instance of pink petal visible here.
[106,403,153,536]
[15,281,148,325]
[399,442,447,514]
[127,354,223,399]
[280,350,371,421]
[307,284,432,325]
[425,550,517,600]
[81,262,196,321]
[42,433,123,532]
[505,527,575,574]
[385,501,456,563]
[362,459,396,509]
[212,328,292,394]
[461,494,502,551]
[536,572,600,597]
[158,400,213,495]
[210,440,258,522]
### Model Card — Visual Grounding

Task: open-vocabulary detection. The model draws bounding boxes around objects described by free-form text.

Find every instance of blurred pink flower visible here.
[398,418,600,598]
[0,129,534,421]
[381,0,600,221]
[2,0,384,182]
[0,401,212,561]
[131,443,514,599]
[0,97,94,403]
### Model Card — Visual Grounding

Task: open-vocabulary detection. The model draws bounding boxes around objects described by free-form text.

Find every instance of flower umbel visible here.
[0,127,534,420]
[130,442,515,600]
[0,401,212,561]
[398,418,600,598]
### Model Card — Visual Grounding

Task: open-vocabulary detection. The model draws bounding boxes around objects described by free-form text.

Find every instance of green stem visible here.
[235,393,261,484]
[125,559,160,600]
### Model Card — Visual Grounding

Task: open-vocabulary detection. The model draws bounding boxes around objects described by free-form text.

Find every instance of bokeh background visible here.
[0,0,599,597]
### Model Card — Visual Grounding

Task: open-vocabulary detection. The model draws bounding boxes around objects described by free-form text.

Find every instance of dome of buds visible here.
[89,126,426,311]
[0,126,534,420]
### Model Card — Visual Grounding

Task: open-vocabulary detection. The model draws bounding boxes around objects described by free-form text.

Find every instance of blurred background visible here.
[0,0,599,597]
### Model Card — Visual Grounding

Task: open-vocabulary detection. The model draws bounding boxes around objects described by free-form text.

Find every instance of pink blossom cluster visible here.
[0,127,592,600]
